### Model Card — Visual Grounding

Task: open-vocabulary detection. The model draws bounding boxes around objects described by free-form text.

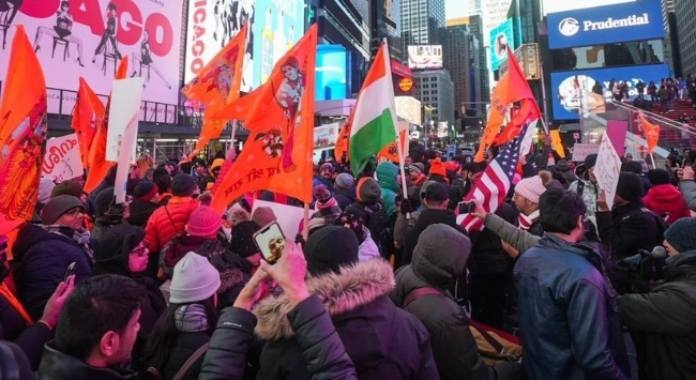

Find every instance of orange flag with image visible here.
[84,57,129,193]
[71,78,105,171]
[638,111,660,153]
[183,23,248,157]
[211,25,317,213]
[378,121,409,163]
[334,112,352,163]
[0,26,48,235]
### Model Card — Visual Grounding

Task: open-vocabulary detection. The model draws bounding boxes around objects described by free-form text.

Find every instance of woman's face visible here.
[128,242,149,273]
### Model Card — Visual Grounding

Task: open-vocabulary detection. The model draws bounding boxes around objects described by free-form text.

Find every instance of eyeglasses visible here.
[65,208,84,216]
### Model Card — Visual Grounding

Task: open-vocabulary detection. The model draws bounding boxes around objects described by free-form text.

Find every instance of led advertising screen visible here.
[488,19,515,71]
[550,63,670,120]
[548,0,664,49]
[185,0,305,91]
[0,0,184,115]
[407,45,443,70]
[543,0,637,15]
[315,44,348,101]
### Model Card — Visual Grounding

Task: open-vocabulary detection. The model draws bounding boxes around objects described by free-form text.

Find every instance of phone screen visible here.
[253,222,286,264]
[457,201,474,215]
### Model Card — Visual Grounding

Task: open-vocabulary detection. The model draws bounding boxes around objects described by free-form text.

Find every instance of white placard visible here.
[109,78,143,203]
[313,122,339,151]
[594,133,622,210]
[41,134,83,183]
[571,143,600,162]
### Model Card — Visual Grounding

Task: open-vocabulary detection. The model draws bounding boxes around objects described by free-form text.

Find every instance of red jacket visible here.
[144,196,200,253]
[642,184,691,225]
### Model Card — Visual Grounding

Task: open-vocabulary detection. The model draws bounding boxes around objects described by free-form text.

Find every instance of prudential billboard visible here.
[548,0,664,49]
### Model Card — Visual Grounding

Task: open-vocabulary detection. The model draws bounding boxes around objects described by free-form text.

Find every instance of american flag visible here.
[459,125,531,232]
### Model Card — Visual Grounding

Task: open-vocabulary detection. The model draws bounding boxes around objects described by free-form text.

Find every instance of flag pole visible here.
[302,202,310,242]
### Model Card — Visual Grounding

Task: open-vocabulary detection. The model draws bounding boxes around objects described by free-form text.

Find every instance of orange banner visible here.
[72,78,105,171]
[638,111,660,153]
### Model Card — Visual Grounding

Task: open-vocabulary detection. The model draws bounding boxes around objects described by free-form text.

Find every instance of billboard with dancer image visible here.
[0,0,183,118]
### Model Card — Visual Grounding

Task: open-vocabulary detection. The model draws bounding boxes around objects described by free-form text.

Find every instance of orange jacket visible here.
[144,196,199,253]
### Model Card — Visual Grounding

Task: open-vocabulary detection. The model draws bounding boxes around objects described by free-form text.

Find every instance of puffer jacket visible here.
[642,183,691,225]
[392,224,521,380]
[618,250,696,380]
[38,342,138,379]
[377,162,399,218]
[514,234,630,380]
[200,295,357,380]
[255,259,439,380]
[144,196,199,254]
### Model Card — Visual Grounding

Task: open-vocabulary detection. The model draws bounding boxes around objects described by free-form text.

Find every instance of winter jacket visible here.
[514,234,630,380]
[144,196,199,254]
[392,224,520,380]
[0,341,33,380]
[127,199,160,227]
[158,304,213,380]
[255,259,440,380]
[334,187,355,211]
[618,250,696,380]
[484,213,540,255]
[596,202,664,260]
[401,208,463,267]
[38,342,138,379]
[642,183,691,225]
[377,162,400,218]
[678,179,696,211]
[0,295,53,369]
[469,204,518,275]
[12,224,93,319]
[200,295,357,380]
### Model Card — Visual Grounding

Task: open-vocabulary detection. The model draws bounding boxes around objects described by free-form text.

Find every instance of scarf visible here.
[518,209,540,230]
[44,225,95,263]
[174,303,209,333]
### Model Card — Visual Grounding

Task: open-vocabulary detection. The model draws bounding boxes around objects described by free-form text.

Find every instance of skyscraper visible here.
[674,0,696,75]
[443,18,484,117]
[400,0,446,47]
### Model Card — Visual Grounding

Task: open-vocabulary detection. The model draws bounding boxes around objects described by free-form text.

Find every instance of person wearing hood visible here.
[256,226,439,379]
[569,154,600,226]
[392,224,521,379]
[91,187,129,243]
[334,172,356,210]
[93,224,166,368]
[376,162,400,218]
[642,168,690,225]
[127,180,161,227]
[618,217,696,380]
[13,195,94,319]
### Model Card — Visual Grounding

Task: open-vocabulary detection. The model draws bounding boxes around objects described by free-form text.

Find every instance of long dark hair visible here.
[143,296,218,370]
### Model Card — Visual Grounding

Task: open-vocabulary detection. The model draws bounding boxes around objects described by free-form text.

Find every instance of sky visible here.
[446,0,469,20]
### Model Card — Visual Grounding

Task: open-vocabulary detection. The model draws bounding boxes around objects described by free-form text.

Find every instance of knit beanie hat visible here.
[429,158,446,177]
[664,217,696,253]
[41,195,84,225]
[356,177,381,204]
[38,179,56,205]
[51,180,84,199]
[314,184,332,202]
[320,162,335,173]
[169,251,221,304]
[171,174,197,196]
[334,173,355,191]
[133,180,159,202]
[230,221,261,257]
[422,181,449,202]
[186,206,222,238]
[616,172,643,203]
[227,206,251,226]
[94,187,116,218]
[252,207,276,227]
[514,176,546,204]
[412,162,425,173]
[304,226,359,276]
[647,169,671,185]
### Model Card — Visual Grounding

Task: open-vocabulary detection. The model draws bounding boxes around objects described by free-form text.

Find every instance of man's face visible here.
[283,65,299,81]
[320,168,332,179]
[513,193,536,215]
[55,207,85,230]
[111,308,141,365]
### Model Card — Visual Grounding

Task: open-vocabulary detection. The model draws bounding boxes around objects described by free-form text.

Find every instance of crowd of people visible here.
[1,142,696,380]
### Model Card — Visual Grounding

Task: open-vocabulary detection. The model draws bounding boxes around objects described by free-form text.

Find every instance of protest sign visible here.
[41,134,83,182]
[594,132,622,210]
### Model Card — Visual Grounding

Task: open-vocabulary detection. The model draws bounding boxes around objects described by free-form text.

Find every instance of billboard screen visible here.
[550,63,670,120]
[548,0,664,49]
[407,45,443,70]
[543,0,636,15]
[0,0,184,113]
[185,0,305,91]
[489,18,515,71]
[316,44,348,101]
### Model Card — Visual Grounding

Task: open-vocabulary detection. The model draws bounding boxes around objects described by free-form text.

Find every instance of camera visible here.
[620,246,667,292]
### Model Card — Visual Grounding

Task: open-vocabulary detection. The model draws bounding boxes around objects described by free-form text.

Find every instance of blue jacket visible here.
[514,234,629,380]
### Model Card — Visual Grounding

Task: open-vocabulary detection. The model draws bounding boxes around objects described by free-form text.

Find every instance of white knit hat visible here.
[169,252,221,304]
[514,176,546,204]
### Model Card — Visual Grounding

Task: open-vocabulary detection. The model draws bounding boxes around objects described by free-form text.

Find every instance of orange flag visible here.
[183,23,248,157]
[638,111,660,153]
[212,25,318,212]
[334,112,352,164]
[550,129,566,158]
[84,58,129,193]
[476,48,541,162]
[71,78,105,171]
[378,121,409,163]
[0,26,48,235]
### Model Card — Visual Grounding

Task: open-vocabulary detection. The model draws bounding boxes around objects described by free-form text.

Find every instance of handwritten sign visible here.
[594,132,622,210]
[41,134,83,182]
[571,143,600,162]
[314,122,339,151]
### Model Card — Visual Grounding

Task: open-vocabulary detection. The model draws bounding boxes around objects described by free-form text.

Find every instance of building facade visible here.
[442,19,485,117]
[400,0,445,49]
[673,0,695,76]
[413,69,456,128]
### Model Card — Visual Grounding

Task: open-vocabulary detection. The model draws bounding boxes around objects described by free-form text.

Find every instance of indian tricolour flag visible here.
[349,42,398,175]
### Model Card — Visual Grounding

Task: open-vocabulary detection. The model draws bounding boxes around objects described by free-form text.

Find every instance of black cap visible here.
[422,181,449,202]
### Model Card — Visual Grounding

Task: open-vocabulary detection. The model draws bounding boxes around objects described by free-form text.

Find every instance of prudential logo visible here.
[559,17,580,36]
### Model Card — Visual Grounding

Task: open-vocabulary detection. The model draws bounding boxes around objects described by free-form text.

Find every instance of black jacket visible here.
[255,260,439,380]
[127,199,160,227]
[468,203,517,275]
[618,250,696,380]
[401,208,463,267]
[162,330,210,380]
[334,187,355,211]
[514,234,630,380]
[596,202,664,260]
[392,224,520,380]
[0,295,53,369]
[38,342,138,379]
[200,295,356,380]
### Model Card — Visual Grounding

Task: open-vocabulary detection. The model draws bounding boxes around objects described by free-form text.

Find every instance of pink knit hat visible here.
[514,176,546,204]
[187,206,222,238]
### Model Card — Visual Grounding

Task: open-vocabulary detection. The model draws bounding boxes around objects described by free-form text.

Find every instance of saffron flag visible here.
[638,111,660,153]
[71,78,105,171]
[476,48,541,162]
[183,23,248,157]
[459,125,531,232]
[550,129,566,158]
[334,112,352,164]
[0,26,47,235]
[378,120,409,163]
[84,58,129,193]
[349,42,398,175]
[211,24,318,213]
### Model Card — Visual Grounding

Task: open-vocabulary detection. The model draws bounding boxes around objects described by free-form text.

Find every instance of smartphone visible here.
[64,262,76,281]
[253,222,286,264]
[457,201,476,214]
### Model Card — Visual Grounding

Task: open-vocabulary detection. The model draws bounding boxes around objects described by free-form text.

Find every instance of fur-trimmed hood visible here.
[254,259,394,340]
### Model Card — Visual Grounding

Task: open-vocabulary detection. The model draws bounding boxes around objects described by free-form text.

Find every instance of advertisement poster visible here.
[0,0,184,116]
[41,133,83,182]
[316,44,348,100]
[489,18,515,71]
[407,45,443,70]
[313,122,339,151]
[184,0,305,91]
